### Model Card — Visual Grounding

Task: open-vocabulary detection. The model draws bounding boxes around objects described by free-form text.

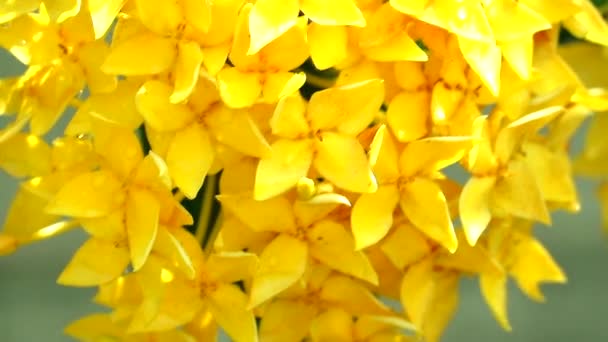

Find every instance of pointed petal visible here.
[314,132,377,193]
[301,0,365,26]
[261,71,306,104]
[260,300,316,342]
[368,125,400,182]
[399,136,472,176]
[308,79,384,135]
[310,308,352,342]
[208,284,258,342]
[102,33,176,75]
[65,314,124,340]
[501,36,533,80]
[480,272,511,331]
[46,171,123,218]
[166,124,215,199]
[491,159,550,224]
[254,138,314,200]
[136,80,196,132]
[171,41,204,103]
[423,272,459,342]
[401,179,457,253]
[494,106,562,164]
[320,275,390,315]
[387,91,430,143]
[217,68,262,108]
[249,234,308,308]
[88,0,126,39]
[381,223,432,270]
[510,234,566,301]
[153,227,195,279]
[126,188,160,271]
[459,176,496,246]
[92,124,143,180]
[58,238,130,286]
[248,0,299,54]
[270,94,310,139]
[206,251,258,284]
[400,257,435,329]
[364,31,428,62]
[308,23,348,70]
[218,194,297,233]
[351,186,400,250]
[457,37,501,96]
[308,220,379,285]
[205,106,271,158]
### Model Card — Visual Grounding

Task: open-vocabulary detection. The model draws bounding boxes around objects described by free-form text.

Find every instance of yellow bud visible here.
[296,177,316,200]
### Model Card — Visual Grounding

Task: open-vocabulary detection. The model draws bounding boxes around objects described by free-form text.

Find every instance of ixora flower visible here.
[1,1,608,341]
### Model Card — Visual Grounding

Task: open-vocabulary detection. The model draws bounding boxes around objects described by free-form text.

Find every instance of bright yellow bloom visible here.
[218,3,309,108]
[248,0,365,54]
[219,193,378,308]
[255,79,383,200]
[353,125,471,252]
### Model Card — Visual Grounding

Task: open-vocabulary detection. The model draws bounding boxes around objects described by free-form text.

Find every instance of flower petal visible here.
[491,159,550,224]
[301,0,365,26]
[270,94,310,139]
[308,220,378,285]
[260,300,317,342]
[208,284,258,342]
[255,138,314,200]
[170,41,204,103]
[205,106,271,158]
[480,272,511,331]
[399,136,472,176]
[351,185,400,250]
[308,79,384,135]
[166,124,215,199]
[387,91,430,143]
[400,179,457,253]
[247,0,299,54]
[218,194,297,233]
[217,68,262,109]
[136,80,196,132]
[58,238,130,286]
[400,257,434,329]
[314,132,377,193]
[381,223,432,270]
[249,234,308,308]
[308,23,348,70]
[46,170,123,218]
[102,33,176,75]
[459,176,497,246]
[126,188,160,271]
[320,275,390,315]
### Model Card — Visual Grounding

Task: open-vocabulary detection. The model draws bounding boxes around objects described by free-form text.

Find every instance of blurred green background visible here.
[1,48,608,342]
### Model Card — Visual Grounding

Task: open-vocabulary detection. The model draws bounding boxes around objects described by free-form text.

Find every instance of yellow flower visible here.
[353,125,471,252]
[255,79,383,200]
[479,219,566,330]
[217,3,309,108]
[459,107,563,245]
[248,0,365,54]
[258,264,393,341]
[127,238,259,342]
[136,77,271,198]
[46,124,193,285]
[219,193,378,308]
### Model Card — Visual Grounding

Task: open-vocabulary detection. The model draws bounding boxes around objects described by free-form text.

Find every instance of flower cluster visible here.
[1,1,608,341]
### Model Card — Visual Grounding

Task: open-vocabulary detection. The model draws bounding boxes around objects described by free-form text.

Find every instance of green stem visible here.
[194,173,220,246]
